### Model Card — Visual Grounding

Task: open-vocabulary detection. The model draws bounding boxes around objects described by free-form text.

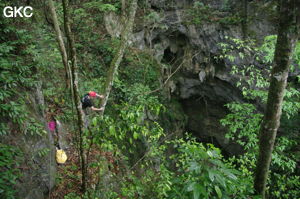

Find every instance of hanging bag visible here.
[56,148,67,164]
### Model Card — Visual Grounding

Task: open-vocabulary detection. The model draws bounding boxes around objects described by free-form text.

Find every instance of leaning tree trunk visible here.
[48,0,70,88]
[62,0,87,192]
[121,0,126,17]
[241,0,248,39]
[99,0,138,116]
[254,0,299,198]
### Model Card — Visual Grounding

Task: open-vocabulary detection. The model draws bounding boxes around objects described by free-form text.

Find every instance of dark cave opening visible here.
[162,47,177,64]
[178,86,244,157]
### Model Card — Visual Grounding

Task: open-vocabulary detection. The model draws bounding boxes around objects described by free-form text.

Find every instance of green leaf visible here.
[187,182,196,192]
[109,126,115,135]
[215,185,222,198]
[92,117,98,126]
[215,173,226,188]
[193,183,201,199]
[133,132,139,139]
[207,150,213,157]
[227,172,237,180]
[208,170,215,182]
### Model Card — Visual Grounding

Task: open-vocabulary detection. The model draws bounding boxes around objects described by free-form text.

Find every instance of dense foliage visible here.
[220,36,300,198]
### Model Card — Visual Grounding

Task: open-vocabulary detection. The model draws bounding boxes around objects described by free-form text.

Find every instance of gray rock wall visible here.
[1,83,57,199]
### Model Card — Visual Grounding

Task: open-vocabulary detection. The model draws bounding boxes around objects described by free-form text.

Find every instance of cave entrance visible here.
[162,47,176,65]
[161,32,189,65]
[180,94,242,157]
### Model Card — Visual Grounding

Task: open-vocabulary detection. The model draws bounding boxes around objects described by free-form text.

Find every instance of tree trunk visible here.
[62,0,87,192]
[99,0,138,116]
[254,0,299,198]
[48,0,70,88]
[121,0,126,17]
[241,0,248,39]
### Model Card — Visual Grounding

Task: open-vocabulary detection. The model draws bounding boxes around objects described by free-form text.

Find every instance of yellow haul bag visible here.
[56,149,67,164]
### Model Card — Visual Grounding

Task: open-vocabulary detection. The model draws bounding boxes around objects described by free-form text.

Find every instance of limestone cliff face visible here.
[2,83,57,199]
[18,84,56,199]
[106,0,278,154]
